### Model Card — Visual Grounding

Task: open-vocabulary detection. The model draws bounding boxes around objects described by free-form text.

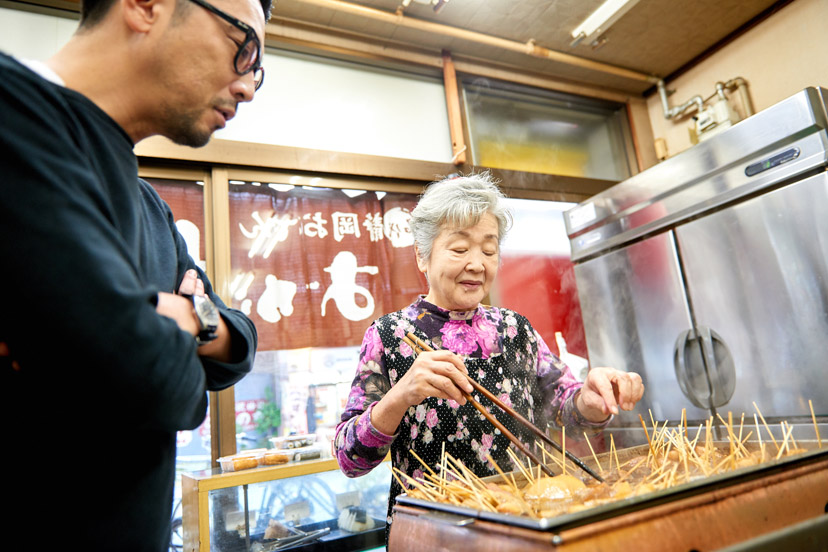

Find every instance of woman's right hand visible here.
[370,350,473,435]
[395,350,473,406]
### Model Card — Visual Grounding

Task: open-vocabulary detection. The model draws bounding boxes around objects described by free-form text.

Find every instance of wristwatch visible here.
[181,293,219,346]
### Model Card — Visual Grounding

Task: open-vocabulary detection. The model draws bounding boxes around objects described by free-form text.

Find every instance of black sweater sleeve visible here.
[141,179,259,391]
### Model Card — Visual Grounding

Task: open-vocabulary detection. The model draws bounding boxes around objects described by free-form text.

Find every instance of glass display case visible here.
[181,456,391,552]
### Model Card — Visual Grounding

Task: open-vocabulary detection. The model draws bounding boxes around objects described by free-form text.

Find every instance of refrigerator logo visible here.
[744,147,800,177]
[578,232,602,247]
[568,202,597,229]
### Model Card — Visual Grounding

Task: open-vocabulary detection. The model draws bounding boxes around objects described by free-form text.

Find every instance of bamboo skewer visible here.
[786,422,798,451]
[404,332,603,481]
[506,448,536,484]
[776,423,794,460]
[485,453,521,494]
[537,440,566,472]
[738,413,745,445]
[753,401,779,449]
[441,442,447,497]
[609,435,616,473]
[639,414,656,463]
[584,431,604,474]
[809,400,822,449]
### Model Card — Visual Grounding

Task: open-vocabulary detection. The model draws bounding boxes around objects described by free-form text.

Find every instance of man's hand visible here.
[155,269,208,336]
[156,292,199,336]
[177,268,205,297]
[158,269,232,361]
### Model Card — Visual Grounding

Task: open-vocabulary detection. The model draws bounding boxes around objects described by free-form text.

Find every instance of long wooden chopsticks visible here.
[404,331,604,483]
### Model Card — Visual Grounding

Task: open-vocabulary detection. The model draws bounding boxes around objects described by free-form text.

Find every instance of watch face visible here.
[193,295,220,328]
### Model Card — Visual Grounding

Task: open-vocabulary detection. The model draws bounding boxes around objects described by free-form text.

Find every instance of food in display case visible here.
[219,449,292,472]
[219,451,264,472]
[262,451,291,466]
[263,519,293,540]
[271,434,317,449]
[337,506,376,533]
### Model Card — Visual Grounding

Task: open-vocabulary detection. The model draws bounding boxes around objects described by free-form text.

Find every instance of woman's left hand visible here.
[576,367,644,422]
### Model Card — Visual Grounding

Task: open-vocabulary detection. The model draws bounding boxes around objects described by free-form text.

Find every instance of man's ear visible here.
[121,0,169,33]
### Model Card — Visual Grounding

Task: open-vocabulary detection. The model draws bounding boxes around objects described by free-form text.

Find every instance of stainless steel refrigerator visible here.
[565,87,828,428]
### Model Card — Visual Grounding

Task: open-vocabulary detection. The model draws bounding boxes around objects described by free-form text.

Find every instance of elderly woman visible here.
[332,173,644,533]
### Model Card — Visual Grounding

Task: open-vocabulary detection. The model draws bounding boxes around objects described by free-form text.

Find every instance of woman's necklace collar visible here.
[417,296,479,320]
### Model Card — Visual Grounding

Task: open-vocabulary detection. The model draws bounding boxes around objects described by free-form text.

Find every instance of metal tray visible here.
[395,444,828,532]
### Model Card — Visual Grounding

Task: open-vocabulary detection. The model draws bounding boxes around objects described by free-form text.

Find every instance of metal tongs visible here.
[404,332,604,482]
[264,527,331,551]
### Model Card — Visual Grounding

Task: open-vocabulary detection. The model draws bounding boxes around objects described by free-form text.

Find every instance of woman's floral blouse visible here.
[332,297,608,526]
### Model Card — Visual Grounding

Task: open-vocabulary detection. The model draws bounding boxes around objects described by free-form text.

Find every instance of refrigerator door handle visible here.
[698,325,737,408]
[674,326,736,409]
[674,329,711,409]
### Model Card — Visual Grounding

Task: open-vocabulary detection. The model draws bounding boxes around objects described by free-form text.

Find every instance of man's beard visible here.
[161,105,215,148]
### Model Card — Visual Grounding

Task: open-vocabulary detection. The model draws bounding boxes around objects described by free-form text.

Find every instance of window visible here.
[463,78,635,181]
[225,181,423,451]
[215,49,454,162]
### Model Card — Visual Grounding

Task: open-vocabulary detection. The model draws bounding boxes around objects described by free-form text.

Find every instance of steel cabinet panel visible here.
[574,231,708,422]
[676,170,828,418]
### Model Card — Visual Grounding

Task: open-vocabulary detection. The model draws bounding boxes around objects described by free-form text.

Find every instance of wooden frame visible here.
[442,50,468,166]
[182,458,343,552]
[136,138,620,203]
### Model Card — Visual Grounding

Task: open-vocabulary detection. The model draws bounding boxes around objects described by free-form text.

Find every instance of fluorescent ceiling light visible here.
[570,0,641,46]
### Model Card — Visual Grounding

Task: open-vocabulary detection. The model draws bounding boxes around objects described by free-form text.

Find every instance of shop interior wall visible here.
[645,0,828,159]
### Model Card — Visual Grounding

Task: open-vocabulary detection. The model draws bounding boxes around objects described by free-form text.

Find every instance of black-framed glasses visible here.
[188,0,264,90]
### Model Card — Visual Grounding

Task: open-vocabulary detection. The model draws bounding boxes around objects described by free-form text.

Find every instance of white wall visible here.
[646,0,828,158]
[0,7,77,60]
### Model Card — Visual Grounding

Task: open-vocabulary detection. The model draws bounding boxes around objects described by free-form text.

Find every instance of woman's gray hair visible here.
[410,172,512,261]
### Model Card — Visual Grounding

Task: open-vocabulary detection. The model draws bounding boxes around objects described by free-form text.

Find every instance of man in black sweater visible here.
[0,0,271,549]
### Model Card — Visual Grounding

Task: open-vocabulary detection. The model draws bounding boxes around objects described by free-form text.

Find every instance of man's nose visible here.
[231,73,257,103]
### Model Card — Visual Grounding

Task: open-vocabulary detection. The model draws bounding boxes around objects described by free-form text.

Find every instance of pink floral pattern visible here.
[425,408,439,428]
[473,314,499,358]
[439,320,478,355]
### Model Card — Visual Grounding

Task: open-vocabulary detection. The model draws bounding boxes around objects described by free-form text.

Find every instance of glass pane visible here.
[227,182,423,453]
[207,462,391,551]
[216,49,453,162]
[463,78,633,181]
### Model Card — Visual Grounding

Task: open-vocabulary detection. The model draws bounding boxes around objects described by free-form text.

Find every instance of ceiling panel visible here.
[269,0,787,94]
